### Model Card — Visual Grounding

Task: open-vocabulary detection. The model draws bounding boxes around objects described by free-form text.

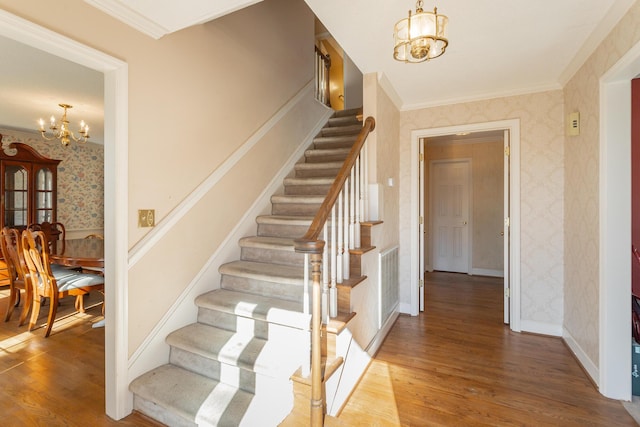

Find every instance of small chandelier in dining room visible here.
[393,0,449,63]
[38,103,90,146]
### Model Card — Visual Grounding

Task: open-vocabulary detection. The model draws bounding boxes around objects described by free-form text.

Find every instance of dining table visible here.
[50,238,105,328]
[50,238,104,269]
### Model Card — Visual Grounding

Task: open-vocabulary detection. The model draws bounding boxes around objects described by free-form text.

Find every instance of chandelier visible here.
[393,1,449,63]
[38,103,90,146]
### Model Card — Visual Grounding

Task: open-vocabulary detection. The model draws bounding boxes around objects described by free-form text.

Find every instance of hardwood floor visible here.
[1,273,636,426]
[329,272,637,426]
[0,288,161,426]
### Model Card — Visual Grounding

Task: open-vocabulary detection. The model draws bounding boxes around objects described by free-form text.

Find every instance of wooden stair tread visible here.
[325,311,356,334]
[336,275,367,289]
[290,356,345,386]
[350,245,376,255]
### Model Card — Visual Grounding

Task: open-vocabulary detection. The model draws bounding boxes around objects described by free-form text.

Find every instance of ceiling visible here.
[0,0,636,144]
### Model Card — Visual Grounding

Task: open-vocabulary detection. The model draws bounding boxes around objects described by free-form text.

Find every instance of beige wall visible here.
[425,140,504,273]
[400,90,565,329]
[0,128,103,235]
[349,73,399,347]
[563,0,640,367]
[0,0,317,353]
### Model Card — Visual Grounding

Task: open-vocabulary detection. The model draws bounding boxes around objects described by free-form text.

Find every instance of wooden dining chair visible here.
[28,222,65,250]
[0,227,31,325]
[21,229,104,337]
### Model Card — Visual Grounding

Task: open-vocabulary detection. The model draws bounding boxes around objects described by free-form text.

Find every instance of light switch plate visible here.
[138,209,155,227]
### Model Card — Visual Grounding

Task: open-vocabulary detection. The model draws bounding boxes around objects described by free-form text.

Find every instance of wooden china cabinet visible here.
[0,140,61,229]
[0,137,61,286]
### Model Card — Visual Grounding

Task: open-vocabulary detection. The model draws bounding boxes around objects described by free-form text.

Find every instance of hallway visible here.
[331,272,637,426]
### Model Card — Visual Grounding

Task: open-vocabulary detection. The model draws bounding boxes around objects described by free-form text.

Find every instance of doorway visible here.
[410,119,521,331]
[0,10,130,419]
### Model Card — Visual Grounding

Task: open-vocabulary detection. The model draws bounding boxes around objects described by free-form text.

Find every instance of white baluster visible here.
[362,142,368,221]
[337,189,344,284]
[343,178,350,280]
[349,167,356,250]
[355,155,361,248]
[303,253,310,315]
[330,205,337,318]
[322,224,329,323]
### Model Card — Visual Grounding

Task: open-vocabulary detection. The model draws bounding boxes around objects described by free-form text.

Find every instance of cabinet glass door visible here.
[35,167,54,224]
[4,165,28,227]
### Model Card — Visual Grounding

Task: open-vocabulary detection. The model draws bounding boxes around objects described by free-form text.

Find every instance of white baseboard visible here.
[366,308,399,357]
[520,319,562,337]
[470,268,504,277]
[563,327,599,386]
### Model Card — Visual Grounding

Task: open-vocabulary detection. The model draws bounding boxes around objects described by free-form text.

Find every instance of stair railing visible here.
[315,46,331,107]
[294,115,375,426]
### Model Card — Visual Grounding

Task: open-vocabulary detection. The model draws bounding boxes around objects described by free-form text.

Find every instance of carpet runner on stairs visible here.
[129,108,363,426]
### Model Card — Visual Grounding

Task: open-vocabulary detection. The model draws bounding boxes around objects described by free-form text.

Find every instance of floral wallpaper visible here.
[0,128,104,233]
[399,90,566,329]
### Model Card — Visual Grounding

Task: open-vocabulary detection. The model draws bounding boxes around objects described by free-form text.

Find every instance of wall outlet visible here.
[138,209,155,227]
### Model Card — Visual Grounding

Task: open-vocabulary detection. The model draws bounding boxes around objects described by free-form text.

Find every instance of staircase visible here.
[129,108,369,426]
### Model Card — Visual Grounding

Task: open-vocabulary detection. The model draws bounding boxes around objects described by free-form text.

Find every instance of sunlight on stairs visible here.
[129,108,364,426]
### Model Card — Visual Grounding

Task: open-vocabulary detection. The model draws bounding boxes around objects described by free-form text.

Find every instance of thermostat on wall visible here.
[568,112,580,136]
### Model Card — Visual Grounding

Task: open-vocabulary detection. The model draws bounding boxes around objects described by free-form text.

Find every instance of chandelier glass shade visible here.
[393,1,448,63]
[38,103,90,146]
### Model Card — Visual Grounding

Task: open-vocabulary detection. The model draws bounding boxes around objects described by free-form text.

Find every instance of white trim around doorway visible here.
[0,10,130,419]
[597,37,640,401]
[410,119,521,331]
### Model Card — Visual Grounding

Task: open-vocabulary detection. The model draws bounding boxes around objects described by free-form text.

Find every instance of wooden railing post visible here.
[294,238,326,427]
[294,116,375,427]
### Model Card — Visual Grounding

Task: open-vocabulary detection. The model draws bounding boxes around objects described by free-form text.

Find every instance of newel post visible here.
[294,238,326,427]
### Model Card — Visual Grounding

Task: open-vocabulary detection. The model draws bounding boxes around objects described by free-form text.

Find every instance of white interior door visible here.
[431,160,471,273]
[503,130,510,324]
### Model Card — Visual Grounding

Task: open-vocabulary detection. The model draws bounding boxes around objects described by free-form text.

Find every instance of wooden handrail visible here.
[294,116,375,253]
[294,114,375,427]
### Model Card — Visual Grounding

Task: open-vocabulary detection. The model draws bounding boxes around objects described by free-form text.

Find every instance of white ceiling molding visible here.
[83,0,263,39]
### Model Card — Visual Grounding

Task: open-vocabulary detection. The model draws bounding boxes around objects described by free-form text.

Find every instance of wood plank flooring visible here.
[328,272,637,426]
[0,272,636,426]
[0,288,161,426]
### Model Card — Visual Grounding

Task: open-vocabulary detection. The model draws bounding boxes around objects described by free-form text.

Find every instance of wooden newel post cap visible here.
[293,238,325,254]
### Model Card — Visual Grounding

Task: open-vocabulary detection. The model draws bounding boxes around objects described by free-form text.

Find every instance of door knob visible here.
[500,231,504,236]
[463,221,467,225]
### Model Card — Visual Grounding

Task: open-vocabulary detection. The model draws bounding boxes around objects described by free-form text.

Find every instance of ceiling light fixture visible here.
[38,103,90,146]
[393,1,448,63]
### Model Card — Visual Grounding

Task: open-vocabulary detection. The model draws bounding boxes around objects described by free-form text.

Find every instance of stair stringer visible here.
[127,100,333,388]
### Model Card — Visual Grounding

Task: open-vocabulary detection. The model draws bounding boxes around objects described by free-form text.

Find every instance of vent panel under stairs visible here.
[129,108,371,426]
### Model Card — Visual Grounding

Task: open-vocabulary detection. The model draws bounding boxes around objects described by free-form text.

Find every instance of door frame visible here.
[0,10,130,419]
[410,119,521,331]
[429,158,473,274]
[597,37,640,401]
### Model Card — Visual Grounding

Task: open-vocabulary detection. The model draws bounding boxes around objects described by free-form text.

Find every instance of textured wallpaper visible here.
[563,0,640,367]
[0,128,104,233]
[399,90,566,328]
